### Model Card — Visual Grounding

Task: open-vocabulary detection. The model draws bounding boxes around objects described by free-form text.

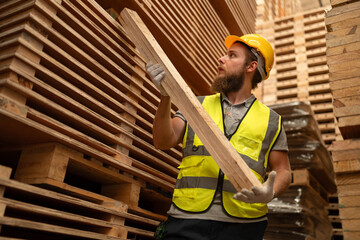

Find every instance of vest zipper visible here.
[216,170,224,193]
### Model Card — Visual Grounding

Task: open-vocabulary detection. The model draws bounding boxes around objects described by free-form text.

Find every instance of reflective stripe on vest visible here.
[173,93,282,218]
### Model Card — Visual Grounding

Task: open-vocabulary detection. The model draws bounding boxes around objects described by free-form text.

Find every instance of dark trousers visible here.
[161,216,267,240]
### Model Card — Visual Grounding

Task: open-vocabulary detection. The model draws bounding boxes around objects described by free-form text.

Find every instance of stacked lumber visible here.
[256,7,339,146]
[325,1,360,139]
[326,1,360,239]
[264,101,335,240]
[209,0,256,35]
[0,0,259,238]
[98,0,255,96]
[328,140,360,240]
[0,0,179,238]
[0,165,158,239]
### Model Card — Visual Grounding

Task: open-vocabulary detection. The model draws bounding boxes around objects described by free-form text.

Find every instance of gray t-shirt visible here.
[168,94,288,223]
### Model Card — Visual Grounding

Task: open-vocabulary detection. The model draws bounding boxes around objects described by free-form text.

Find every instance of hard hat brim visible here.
[225,35,245,49]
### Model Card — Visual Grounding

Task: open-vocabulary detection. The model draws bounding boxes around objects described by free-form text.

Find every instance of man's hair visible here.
[236,42,263,89]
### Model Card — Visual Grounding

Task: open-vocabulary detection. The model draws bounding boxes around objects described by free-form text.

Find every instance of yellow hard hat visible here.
[225,34,274,80]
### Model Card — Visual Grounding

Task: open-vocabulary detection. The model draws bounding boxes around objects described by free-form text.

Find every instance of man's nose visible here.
[219,55,226,64]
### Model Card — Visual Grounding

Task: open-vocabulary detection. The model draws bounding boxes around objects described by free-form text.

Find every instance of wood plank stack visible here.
[325,1,360,239]
[265,101,335,240]
[0,0,257,238]
[256,7,340,146]
[0,165,158,239]
[326,1,360,139]
[0,0,179,238]
[97,0,255,96]
[209,0,256,35]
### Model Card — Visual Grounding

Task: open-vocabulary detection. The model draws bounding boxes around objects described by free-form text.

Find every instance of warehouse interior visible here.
[0,0,359,239]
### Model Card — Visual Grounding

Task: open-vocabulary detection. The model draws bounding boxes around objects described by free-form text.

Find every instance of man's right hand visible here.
[146,62,168,96]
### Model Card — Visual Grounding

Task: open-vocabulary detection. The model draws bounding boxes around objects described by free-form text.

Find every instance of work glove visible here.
[233,171,276,204]
[146,62,168,96]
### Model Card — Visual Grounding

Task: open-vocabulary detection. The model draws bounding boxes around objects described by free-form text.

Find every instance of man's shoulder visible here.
[255,99,281,118]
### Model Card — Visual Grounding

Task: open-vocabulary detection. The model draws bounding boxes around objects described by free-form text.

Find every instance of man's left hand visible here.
[233,171,276,203]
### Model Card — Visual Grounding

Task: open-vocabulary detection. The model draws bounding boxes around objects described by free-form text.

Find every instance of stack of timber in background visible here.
[97,0,256,96]
[264,101,334,240]
[0,0,258,238]
[255,7,340,147]
[0,0,178,238]
[326,1,360,240]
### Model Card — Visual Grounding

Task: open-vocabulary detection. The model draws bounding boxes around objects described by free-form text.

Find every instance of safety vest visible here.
[172,93,282,219]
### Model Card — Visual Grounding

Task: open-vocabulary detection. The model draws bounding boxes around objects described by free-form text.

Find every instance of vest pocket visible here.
[233,135,261,161]
[174,157,205,199]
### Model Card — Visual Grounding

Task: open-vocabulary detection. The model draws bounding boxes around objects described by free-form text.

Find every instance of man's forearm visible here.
[153,96,176,149]
[273,168,291,197]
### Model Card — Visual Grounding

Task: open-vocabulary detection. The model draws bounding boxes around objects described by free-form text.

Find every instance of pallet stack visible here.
[0,0,179,238]
[0,0,258,238]
[264,101,335,240]
[256,7,339,146]
[326,1,360,239]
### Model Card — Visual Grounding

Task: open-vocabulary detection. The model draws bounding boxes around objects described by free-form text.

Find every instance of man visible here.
[147,34,291,240]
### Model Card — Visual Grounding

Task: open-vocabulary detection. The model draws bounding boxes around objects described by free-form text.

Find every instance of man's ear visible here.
[247,61,258,73]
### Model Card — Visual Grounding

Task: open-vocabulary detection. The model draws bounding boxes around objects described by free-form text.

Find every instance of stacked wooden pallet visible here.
[325,1,360,139]
[329,140,360,240]
[0,165,158,239]
[97,0,225,96]
[256,7,339,146]
[0,0,259,238]
[209,0,256,35]
[265,101,335,240]
[98,0,257,96]
[0,0,179,238]
[325,1,360,239]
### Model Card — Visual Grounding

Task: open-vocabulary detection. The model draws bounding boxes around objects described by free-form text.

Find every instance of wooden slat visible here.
[121,8,261,190]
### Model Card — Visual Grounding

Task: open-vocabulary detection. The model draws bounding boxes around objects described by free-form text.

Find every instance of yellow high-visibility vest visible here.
[173,93,282,219]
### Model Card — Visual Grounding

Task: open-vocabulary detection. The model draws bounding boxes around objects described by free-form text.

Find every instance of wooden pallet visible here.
[7,142,171,222]
[0,165,160,239]
[266,169,333,240]
[0,0,183,189]
[291,169,329,204]
[258,7,339,146]
[98,0,234,96]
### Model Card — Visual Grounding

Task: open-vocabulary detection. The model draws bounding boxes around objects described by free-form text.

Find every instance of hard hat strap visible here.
[250,48,266,80]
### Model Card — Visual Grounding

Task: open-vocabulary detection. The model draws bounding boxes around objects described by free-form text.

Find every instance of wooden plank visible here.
[343,231,360,239]
[330,77,360,91]
[332,85,360,99]
[340,207,360,219]
[331,0,357,7]
[339,194,360,207]
[337,115,360,139]
[326,41,360,57]
[341,219,360,232]
[336,172,360,186]
[337,183,360,195]
[121,8,261,190]
[333,159,360,173]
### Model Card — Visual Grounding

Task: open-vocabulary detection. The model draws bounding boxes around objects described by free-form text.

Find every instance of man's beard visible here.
[211,69,245,95]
